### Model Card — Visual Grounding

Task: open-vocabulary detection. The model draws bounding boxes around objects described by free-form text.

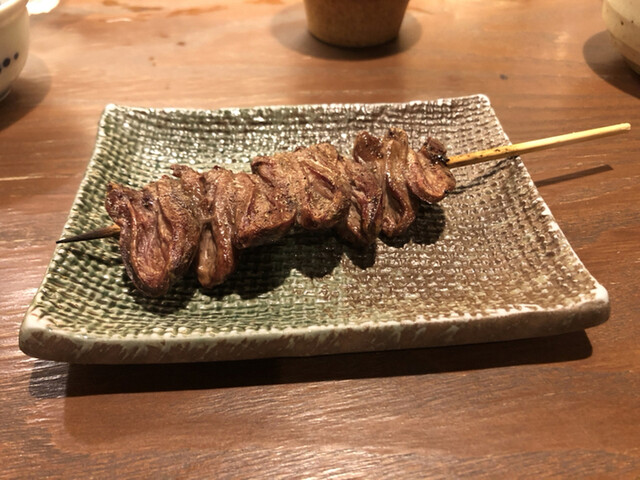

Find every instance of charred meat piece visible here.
[196,167,239,289]
[233,172,296,249]
[252,144,351,230]
[188,166,298,289]
[105,176,202,297]
[251,150,306,217]
[293,143,351,230]
[406,137,456,203]
[379,128,418,237]
[334,138,384,246]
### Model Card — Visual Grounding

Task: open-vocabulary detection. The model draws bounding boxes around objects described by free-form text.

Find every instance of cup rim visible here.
[0,0,28,20]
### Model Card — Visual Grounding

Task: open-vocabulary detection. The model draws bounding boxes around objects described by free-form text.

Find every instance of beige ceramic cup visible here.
[303,0,410,48]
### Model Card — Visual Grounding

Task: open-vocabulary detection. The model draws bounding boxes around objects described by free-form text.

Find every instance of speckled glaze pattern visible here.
[19,95,610,364]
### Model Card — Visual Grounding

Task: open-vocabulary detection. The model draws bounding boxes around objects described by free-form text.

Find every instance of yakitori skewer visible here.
[56,123,630,245]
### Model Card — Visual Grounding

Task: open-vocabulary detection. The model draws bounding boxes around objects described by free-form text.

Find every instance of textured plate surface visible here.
[19,95,610,364]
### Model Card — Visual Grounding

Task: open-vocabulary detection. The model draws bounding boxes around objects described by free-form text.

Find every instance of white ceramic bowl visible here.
[0,0,29,100]
[602,0,640,74]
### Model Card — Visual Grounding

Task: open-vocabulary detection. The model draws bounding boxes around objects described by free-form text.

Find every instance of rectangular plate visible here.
[19,95,609,364]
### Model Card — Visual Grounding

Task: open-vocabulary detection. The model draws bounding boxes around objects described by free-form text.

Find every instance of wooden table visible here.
[2,0,639,477]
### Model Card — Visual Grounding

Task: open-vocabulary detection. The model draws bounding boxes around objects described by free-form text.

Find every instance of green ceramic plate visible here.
[19,95,609,364]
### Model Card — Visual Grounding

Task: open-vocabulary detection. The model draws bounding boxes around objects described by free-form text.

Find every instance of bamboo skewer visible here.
[55,123,630,244]
[56,224,121,244]
[447,122,630,167]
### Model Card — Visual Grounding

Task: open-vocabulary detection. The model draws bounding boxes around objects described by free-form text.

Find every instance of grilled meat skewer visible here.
[57,122,630,297]
[102,128,455,297]
[58,123,630,297]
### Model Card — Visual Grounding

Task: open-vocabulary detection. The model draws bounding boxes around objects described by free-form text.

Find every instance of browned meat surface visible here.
[251,150,306,216]
[105,176,202,297]
[294,143,352,230]
[196,167,238,289]
[251,143,351,230]
[105,129,456,296]
[379,128,418,237]
[234,172,296,249]
[334,136,384,246]
[407,137,456,203]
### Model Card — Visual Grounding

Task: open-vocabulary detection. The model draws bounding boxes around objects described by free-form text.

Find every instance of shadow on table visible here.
[534,164,614,188]
[29,331,592,398]
[270,3,422,61]
[0,54,51,131]
[583,30,640,99]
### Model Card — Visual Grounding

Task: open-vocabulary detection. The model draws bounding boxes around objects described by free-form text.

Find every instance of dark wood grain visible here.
[1,0,639,477]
